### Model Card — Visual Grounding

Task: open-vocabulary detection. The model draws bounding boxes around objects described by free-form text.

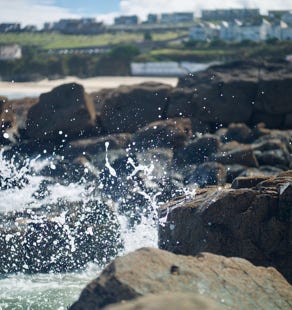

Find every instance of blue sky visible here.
[53,0,120,15]
[0,0,291,27]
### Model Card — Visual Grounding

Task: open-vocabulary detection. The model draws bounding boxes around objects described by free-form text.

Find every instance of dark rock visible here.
[90,88,114,113]
[255,149,291,167]
[159,170,292,283]
[174,134,220,166]
[167,88,196,118]
[212,146,259,167]
[177,60,292,128]
[100,82,172,133]
[70,247,292,310]
[184,162,226,187]
[250,111,284,129]
[225,164,247,183]
[133,118,192,149]
[224,123,253,143]
[25,83,96,142]
[283,113,292,129]
[190,117,210,134]
[255,78,292,115]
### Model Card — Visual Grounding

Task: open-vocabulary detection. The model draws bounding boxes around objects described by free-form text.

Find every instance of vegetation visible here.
[0,31,187,50]
[0,32,291,80]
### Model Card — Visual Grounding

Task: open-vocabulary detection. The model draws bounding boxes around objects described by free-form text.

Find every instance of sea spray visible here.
[0,142,197,309]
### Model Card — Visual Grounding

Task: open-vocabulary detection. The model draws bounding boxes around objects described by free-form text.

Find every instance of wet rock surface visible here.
[159,171,292,283]
[0,60,292,307]
[25,83,96,142]
[70,247,292,310]
[104,292,223,310]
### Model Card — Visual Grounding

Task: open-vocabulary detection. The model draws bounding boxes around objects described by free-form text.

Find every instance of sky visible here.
[0,0,291,27]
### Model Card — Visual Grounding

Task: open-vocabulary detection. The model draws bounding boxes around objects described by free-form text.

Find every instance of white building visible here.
[268,21,288,40]
[131,62,210,76]
[161,12,194,24]
[282,27,292,39]
[239,19,271,41]
[189,22,219,41]
[0,44,22,60]
[219,20,242,41]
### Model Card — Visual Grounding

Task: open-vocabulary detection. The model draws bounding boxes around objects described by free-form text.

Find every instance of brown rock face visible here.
[104,292,223,310]
[159,171,292,283]
[25,83,96,141]
[100,82,172,133]
[70,248,292,310]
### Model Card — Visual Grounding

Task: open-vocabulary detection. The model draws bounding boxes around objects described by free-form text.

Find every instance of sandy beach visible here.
[0,76,178,99]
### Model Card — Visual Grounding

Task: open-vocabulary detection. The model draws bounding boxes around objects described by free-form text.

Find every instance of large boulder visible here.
[70,247,292,310]
[159,170,292,283]
[100,82,172,133]
[177,60,292,128]
[104,292,223,310]
[25,83,96,141]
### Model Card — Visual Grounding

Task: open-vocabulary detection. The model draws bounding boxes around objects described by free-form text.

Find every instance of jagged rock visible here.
[100,82,172,133]
[159,171,292,283]
[231,175,270,189]
[25,83,96,141]
[133,118,192,149]
[70,247,292,310]
[104,292,223,310]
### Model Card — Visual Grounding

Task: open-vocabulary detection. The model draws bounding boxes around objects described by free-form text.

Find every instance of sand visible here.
[0,76,178,99]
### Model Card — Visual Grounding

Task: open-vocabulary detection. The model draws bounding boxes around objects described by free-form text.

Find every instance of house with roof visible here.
[268,20,288,40]
[282,26,292,40]
[219,20,242,41]
[0,44,22,60]
[189,22,219,41]
[238,19,271,41]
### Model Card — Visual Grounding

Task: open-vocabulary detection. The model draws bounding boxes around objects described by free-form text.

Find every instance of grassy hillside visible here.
[0,31,187,50]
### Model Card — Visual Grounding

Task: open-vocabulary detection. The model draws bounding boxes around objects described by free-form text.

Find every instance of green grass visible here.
[144,41,292,62]
[0,31,187,50]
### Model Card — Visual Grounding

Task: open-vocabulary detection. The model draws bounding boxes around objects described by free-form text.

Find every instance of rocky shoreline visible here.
[0,59,291,308]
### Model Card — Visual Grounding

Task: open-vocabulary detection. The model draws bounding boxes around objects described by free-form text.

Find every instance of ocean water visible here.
[0,147,176,309]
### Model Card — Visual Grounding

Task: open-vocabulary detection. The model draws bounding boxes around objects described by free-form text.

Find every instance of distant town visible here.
[0,8,292,42]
